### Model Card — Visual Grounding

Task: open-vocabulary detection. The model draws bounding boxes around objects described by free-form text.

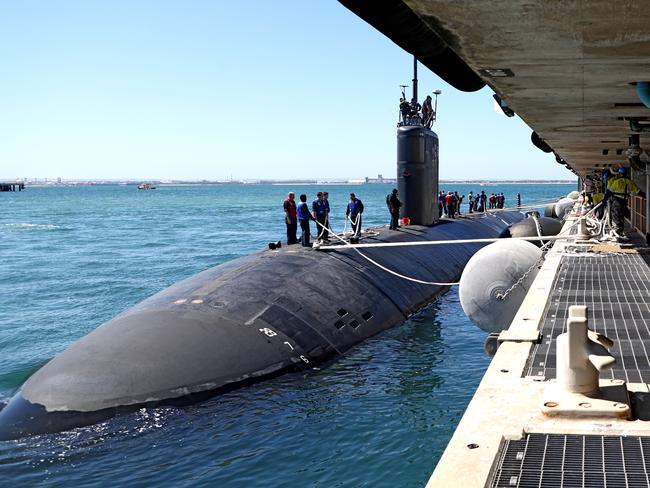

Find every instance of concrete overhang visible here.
[339,0,650,177]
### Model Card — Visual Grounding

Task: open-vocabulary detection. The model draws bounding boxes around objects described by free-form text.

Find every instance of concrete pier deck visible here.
[428,216,650,487]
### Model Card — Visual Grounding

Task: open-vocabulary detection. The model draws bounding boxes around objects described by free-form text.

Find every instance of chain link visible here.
[495,251,547,301]
[497,215,555,300]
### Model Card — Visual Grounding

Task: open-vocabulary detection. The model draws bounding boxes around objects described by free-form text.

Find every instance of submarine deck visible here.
[428,215,650,487]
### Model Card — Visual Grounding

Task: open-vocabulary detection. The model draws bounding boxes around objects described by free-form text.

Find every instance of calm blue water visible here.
[0,183,574,487]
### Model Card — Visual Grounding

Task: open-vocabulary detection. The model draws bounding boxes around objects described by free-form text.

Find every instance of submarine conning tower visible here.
[397,125,439,225]
[396,56,439,226]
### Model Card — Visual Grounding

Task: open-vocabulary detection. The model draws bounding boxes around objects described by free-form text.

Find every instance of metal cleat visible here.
[575,215,592,242]
[542,305,631,418]
[557,306,613,394]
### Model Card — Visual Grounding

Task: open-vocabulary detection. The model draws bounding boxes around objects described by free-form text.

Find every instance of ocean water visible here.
[0,183,574,487]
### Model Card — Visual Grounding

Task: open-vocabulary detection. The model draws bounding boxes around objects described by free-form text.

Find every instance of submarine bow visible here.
[0,213,523,440]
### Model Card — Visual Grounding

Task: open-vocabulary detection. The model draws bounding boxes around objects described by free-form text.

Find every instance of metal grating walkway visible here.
[526,253,650,383]
[489,433,650,488]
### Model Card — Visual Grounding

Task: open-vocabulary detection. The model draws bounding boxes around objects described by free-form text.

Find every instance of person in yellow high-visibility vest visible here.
[604,167,641,235]
[592,189,604,219]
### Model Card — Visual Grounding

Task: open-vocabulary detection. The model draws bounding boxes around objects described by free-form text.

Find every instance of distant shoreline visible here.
[15,179,577,187]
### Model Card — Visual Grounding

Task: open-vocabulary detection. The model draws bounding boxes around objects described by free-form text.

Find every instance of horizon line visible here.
[14,177,578,184]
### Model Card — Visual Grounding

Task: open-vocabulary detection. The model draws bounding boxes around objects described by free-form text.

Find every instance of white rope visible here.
[495,205,602,300]
[350,246,460,286]
[323,202,605,250]
[317,234,581,250]
[313,218,459,286]
[311,197,591,287]
[346,213,363,238]
[531,214,544,247]
[486,211,510,225]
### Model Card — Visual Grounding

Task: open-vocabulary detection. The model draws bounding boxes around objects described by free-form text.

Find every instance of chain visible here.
[497,214,555,300]
[495,249,548,301]
[497,202,606,300]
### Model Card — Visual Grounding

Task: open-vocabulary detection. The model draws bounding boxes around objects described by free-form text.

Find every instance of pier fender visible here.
[459,240,542,333]
[554,197,575,219]
[543,203,557,218]
[506,216,562,245]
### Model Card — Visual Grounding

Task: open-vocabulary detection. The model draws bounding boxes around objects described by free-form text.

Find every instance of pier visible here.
[0,182,25,192]
[428,213,650,487]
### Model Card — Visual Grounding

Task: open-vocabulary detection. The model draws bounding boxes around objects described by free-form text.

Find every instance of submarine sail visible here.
[397,125,438,225]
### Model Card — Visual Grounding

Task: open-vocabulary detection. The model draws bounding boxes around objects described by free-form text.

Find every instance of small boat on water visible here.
[137,183,156,190]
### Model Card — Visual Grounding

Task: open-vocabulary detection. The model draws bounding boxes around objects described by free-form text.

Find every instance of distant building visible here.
[365,174,396,184]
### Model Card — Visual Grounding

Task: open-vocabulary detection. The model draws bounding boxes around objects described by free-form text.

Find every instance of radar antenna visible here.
[432,89,442,124]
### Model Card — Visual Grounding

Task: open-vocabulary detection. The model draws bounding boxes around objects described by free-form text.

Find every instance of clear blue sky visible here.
[0,1,573,181]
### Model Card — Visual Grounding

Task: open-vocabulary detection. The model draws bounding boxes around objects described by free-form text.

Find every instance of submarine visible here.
[0,69,527,441]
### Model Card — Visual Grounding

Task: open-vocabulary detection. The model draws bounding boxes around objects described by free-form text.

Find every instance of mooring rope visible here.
[309,197,592,287]
[313,219,460,286]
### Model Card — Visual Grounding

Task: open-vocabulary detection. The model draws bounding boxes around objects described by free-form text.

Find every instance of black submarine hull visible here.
[0,212,523,440]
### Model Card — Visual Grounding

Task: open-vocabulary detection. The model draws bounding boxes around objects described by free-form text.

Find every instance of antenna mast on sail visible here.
[412,56,418,103]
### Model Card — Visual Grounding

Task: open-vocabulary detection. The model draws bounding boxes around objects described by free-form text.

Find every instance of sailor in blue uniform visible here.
[312,192,329,242]
[387,188,401,230]
[346,193,364,243]
[323,192,330,239]
[297,194,314,247]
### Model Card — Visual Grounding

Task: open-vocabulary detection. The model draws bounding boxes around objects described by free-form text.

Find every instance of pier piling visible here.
[0,182,25,192]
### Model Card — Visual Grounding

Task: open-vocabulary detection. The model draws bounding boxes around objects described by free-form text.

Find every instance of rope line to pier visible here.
[313,219,460,286]
[496,202,603,300]
[317,234,580,250]
[310,196,585,287]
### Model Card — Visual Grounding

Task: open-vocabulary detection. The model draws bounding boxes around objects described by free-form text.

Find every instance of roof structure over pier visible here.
[339,0,650,177]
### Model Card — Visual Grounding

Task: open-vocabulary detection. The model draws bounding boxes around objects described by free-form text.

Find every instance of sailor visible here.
[468,191,474,213]
[438,191,445,216]
[422,95,433,127]
[480,191,487,212]
[283,192,298,244]
[399,98,410,124]
[386,188,402,230]
[312,192,329,242]
[346,193,364,243]
[604,166,641,237]
[592,182,605,219]
[445,191,456,218]
[583,176,594,200]
[297,194,314,247]
[409,98,422,125]
[457,194,464,216]
[323,191,331,238]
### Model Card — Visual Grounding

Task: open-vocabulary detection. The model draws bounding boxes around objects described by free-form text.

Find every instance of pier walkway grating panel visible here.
[525,253,650,383]
[489,433,650,488]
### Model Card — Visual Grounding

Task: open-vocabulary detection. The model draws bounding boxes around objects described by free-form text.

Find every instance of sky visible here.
[0,1,574,181]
